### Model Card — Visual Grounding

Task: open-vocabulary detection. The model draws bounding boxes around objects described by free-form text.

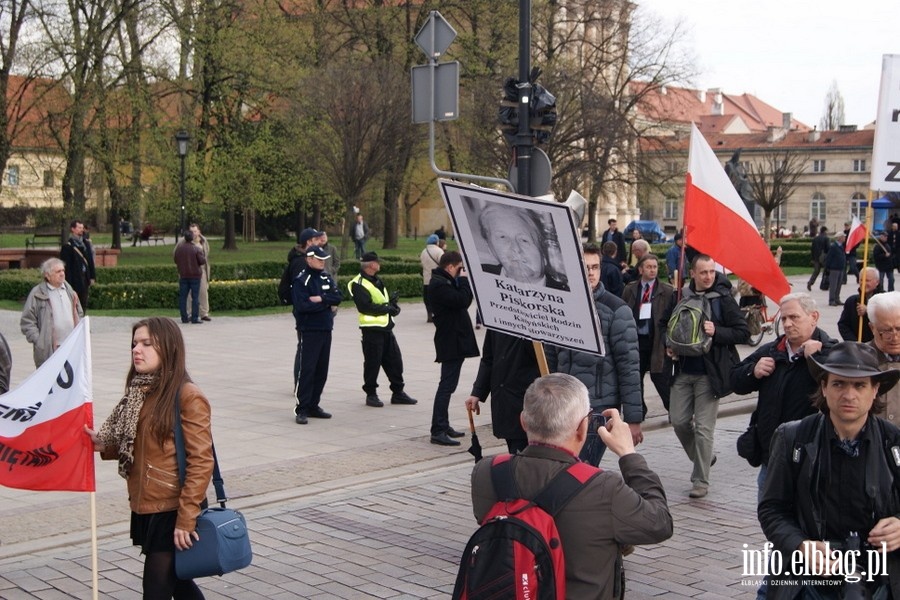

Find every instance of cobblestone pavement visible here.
[0,273,847,598]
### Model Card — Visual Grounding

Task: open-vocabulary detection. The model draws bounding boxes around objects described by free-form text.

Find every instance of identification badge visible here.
[639,303,652,320]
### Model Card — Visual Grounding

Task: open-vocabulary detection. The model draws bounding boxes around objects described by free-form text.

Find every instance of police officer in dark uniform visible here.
[293,245,343,424]
[348,252,418,408]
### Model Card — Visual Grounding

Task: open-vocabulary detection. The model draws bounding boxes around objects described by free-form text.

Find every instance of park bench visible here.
[25,230,60,248]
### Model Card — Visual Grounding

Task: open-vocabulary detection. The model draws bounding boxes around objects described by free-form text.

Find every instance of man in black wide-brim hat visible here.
[759,341,900,600]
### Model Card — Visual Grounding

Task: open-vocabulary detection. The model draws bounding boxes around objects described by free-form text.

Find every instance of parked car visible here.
[623,220,669,243]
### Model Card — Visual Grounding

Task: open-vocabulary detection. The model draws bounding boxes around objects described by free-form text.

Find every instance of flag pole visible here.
[91,490,99,600]
[857,196,875,341]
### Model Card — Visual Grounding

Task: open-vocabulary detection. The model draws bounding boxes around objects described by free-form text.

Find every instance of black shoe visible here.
[191,320,203,324]
[366,395,384,408]
[391,392,418,405]
[711,454,717,467]
[201,316,212,322]
[806,282,812,291]
[309,407,332,419]
[181,319,189,324]
[430,432,461,446]
[295,412,308,425]
[446,427,466,438]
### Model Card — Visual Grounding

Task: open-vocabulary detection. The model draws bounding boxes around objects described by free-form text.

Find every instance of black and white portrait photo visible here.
[439,181,603,354]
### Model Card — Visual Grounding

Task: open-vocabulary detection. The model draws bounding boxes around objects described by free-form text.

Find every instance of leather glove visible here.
[388,305,401,317]
[389,291,400,304]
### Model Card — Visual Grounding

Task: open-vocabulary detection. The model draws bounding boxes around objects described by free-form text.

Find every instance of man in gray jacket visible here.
[20,258,83,367]
[546,244,643,465]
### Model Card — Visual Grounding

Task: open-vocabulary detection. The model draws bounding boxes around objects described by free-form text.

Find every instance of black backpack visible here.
[452,455,600,600]
[277,263,293,305]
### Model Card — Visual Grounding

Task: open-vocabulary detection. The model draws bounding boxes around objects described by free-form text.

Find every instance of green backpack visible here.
[666,294,712,357]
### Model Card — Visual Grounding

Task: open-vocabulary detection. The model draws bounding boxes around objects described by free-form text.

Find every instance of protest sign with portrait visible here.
[439,181,603,354]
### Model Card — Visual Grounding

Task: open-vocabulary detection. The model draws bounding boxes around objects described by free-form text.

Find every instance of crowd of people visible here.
[12,212,900,599]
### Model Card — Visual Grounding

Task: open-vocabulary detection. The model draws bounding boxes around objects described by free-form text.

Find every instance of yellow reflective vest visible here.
[348,274,390,327]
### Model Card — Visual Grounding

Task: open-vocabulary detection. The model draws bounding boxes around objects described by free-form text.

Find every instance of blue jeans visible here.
[179,278,200,323]
[880,268,895,292]
[431,359,463,435]
[353,238,366,259]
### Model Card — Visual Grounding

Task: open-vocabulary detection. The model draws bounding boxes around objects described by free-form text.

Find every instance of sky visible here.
[636,0,896,129]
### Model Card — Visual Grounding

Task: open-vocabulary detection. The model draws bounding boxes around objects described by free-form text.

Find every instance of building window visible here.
[7,165,19,186]
[43,170,53,188]
[853,159,866,172]
[850,192,866,219]
[664,200,679,220]
[810,194,826,221]
[813,160,826,173]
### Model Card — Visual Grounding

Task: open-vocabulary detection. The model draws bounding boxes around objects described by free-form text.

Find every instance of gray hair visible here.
[521,373,590,446]
[868,291,900,323]
[631,239,650,254]
[779,292,817,314]
[40,257,64,278]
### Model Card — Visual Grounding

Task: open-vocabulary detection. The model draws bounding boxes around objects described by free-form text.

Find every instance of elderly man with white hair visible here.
[867,291,900,427]
[20,257,83,367]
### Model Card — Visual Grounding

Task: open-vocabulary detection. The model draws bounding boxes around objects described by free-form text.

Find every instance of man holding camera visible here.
[759,342,900,599]
[348,252,418,408]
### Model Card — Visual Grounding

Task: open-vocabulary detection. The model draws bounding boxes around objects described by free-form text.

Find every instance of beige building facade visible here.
[640,126,879,237]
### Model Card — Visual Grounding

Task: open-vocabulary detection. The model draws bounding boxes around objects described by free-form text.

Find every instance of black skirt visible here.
[130,510,177,554]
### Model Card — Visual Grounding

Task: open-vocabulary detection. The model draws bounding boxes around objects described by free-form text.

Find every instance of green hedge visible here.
[74,274,425,311]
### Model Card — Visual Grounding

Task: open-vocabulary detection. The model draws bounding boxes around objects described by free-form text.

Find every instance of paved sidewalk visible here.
[0,273,850,597]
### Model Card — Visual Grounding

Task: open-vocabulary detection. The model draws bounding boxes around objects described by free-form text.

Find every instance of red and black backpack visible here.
[452,454,600,600]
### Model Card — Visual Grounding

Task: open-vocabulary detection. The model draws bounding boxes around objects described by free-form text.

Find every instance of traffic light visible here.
[498,69,557,145]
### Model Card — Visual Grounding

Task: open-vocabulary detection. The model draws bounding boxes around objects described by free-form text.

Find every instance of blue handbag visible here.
[172,391,252,579]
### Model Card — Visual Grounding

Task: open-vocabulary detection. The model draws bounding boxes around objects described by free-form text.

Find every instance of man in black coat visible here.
[464,331,540,454]
[730,292,835,497]
[759,343,900,599]
[59,219,96,312]
[427,251,479,446]
[601,218,627,266]
[806,226,829,291]
[837,267,881,342]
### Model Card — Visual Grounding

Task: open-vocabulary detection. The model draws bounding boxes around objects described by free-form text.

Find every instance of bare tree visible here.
[535,2,696,240]
[295,59,410,260]
[0,0,35,195]
[746,150,807,241]
[820,80,845,131]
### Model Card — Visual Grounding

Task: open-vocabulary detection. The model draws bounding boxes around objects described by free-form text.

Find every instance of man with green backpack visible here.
[665,254,749,498]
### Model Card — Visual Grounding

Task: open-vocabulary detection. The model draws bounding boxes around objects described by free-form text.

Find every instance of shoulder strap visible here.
[174,386,227,507]
[490,454,600,517]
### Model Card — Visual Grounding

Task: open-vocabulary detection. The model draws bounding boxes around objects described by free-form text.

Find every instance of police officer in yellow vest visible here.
[348,252,419,408]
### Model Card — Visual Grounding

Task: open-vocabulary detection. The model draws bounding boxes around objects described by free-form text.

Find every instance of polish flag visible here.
[845,216,867,252]
[0,318,94,492]
[684,124,791,303]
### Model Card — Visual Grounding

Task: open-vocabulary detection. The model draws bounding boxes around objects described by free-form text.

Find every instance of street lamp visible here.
[175,130,190,234]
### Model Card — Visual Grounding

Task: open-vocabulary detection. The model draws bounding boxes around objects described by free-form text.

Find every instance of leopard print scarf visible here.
[96,373,158,479]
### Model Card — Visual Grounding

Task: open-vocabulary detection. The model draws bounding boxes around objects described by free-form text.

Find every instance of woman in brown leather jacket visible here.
[86,317,214,599]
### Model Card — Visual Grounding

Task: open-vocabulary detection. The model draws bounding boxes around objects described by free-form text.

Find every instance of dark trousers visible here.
[881,268,896,292]
[807,257,824,287]
[360,329,405,395]
[423,285,433,322]
[178,278,200,323]
[293,329,303,388]
[638,336,671,413]
[506,438,528,454]
[845,255,860,283]
[828,269,844,305]
[295,330,332,415]
[431,359,463,435]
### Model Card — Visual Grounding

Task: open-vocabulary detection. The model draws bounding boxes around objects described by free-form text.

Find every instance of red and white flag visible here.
[684,124,791,303]
[0,318,94,492]
[845,215,867,252]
